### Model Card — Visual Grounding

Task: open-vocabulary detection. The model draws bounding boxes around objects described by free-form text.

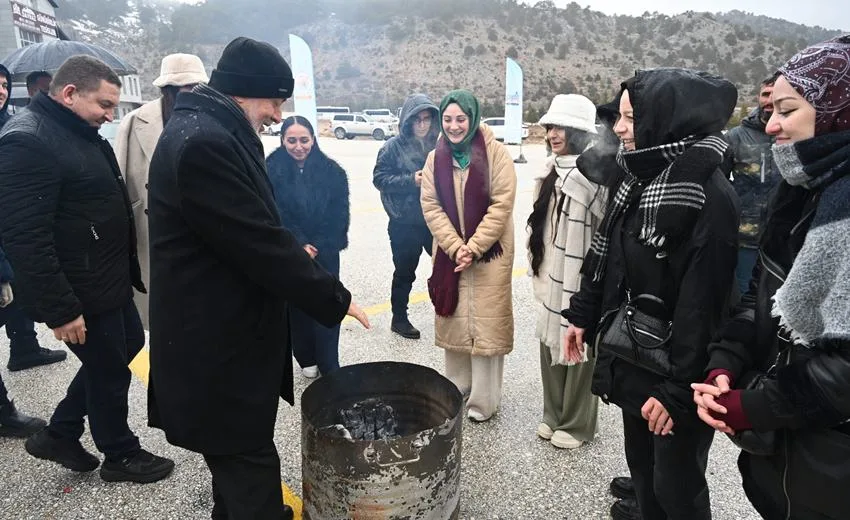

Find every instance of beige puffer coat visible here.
[421,124,517,356]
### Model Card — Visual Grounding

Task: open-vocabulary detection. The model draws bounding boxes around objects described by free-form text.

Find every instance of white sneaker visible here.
[551,430,584,449]
[537,423,554,440]
[301,365,319,379]
[467,408,491,422]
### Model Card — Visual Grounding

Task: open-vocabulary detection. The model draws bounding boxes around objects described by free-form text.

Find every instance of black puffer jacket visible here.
[0,93,144,327]
[725,109,780,248]
[372,94,438,225]
[564,69,740,427]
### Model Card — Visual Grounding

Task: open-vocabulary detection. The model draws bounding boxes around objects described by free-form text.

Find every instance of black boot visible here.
[610,498,642,520]
[610,476,636,499]
[391,316,420,339]
[100,448,175,483]
[8,347,67,372]
[0,401,46,438]
[25,427,100,471]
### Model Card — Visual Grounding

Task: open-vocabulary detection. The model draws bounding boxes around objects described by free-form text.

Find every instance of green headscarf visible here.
[439,89,481,170]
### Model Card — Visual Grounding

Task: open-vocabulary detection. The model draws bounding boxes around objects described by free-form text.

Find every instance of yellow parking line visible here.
[129,266,528,517]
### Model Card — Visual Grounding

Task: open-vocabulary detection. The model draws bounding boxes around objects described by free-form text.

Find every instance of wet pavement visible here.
[0,136,760,519]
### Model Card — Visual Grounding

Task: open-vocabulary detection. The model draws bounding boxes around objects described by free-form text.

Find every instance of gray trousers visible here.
[539,341,598,442]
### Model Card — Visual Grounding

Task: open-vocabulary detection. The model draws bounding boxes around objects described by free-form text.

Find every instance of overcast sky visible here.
[530,0,849,31]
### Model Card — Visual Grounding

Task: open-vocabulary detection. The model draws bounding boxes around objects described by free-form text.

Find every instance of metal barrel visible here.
[301,362,463,520]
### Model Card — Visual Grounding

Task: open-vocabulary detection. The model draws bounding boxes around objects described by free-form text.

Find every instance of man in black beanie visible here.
[146,37,369,519]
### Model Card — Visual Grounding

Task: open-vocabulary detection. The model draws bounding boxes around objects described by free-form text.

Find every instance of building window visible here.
[19,28,42,47]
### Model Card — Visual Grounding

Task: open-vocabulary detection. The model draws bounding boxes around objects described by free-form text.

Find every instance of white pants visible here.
[444,351,505,419]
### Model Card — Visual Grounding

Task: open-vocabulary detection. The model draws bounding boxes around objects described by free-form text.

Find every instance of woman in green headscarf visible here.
[420,89,518,422]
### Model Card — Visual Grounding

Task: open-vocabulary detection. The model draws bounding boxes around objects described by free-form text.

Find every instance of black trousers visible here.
[48,300,144,460]
[0,298,40,361]
[204,443,289,520]
[291,251,341,374]
[388,220,432,319]
[622,410,714,520]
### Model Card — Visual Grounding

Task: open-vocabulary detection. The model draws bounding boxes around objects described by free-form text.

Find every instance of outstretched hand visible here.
[347,302,371,329]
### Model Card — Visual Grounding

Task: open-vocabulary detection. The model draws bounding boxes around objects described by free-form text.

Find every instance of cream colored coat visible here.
[114,98,164,329]
[421,124,517,356]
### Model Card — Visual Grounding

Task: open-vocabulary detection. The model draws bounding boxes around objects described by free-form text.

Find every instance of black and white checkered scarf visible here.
[582,133,728,282]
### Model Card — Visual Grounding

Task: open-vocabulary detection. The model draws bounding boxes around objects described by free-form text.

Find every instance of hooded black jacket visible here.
[372,94,439,225]
[564,68,740,427]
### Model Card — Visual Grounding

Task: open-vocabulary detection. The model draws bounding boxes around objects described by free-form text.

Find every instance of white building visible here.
[1,0,142,116]
[116,73,143,119]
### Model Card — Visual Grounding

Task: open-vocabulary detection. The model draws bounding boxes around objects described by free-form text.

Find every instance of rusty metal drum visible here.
[301,361,463,520]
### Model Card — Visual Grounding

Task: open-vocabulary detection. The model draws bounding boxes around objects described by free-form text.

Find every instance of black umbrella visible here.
[1,40,137,80]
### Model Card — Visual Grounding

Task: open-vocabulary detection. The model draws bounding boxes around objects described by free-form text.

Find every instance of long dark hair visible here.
[160,86,181,125]
[527,128,591,276]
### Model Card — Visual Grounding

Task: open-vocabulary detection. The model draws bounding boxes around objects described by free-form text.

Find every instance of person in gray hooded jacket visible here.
[373,94,439,339]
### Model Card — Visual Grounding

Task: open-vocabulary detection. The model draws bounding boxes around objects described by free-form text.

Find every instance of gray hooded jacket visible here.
[372,94,438,225]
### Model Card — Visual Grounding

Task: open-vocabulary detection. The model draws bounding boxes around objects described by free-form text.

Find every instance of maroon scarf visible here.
[428,131,503,317]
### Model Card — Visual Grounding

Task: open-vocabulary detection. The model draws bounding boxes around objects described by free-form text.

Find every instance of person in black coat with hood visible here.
[267,115,350,378]
[147,38,369,519]
[563,69,740,520]
[0,63,66,372]
[373,93,438,339]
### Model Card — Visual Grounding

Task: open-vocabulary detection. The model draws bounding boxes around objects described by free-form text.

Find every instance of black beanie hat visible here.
[209,37,294,99]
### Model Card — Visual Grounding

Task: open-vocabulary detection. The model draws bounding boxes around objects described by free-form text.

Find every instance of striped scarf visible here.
[583,133,728,282]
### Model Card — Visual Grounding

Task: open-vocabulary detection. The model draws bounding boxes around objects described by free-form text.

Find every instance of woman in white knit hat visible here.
[528,94,605,449]
[114,53,209,329]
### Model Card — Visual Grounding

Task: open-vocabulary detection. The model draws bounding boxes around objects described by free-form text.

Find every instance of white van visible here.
[316,106,351,120]
[363,109,397,123]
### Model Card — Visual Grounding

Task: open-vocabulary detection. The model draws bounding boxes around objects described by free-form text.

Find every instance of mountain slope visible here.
[56,0,844,119]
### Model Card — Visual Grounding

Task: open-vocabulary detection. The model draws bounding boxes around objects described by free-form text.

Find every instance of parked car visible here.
[363,108,398,124]
[331,113,397,140]
[482,117,529,142]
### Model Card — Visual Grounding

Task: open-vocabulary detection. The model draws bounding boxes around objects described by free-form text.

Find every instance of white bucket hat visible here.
[538,94,597,134]
[152,53,209,88]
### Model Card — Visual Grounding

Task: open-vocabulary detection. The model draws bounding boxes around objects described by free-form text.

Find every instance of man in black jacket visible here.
[147,37,368,519]
[724,74,780,293]
[0,63,67,372]
[0,56,174,483]
[373,93,438,339]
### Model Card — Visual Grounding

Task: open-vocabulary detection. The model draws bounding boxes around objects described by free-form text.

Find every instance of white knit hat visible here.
[152,53,209,88]
[538,94,597,134]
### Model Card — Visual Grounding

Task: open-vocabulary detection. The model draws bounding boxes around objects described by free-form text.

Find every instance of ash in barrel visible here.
[320,398,401,441]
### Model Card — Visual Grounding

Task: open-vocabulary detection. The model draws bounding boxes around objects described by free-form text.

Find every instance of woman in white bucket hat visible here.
[114,53,208,329]
[528,93,604,449]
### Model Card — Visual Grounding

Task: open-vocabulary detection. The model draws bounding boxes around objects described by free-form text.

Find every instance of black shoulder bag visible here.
[597,293,674,377]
